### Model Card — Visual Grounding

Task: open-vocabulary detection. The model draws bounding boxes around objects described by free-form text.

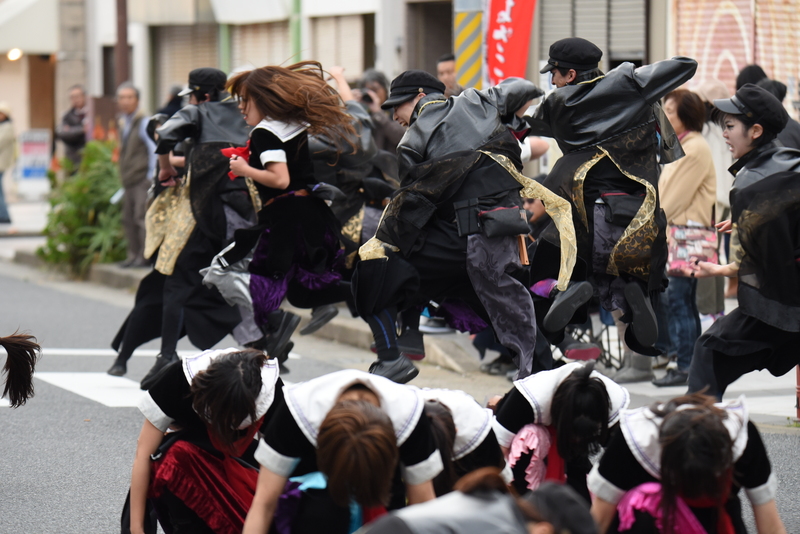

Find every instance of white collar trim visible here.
[181,348,280,429]
[620,395,749,479]
[254,119,308,142]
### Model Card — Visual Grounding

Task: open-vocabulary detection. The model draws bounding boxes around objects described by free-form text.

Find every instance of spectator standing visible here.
[693,79,736,302]
[653,90,716,387]
[358,69,406,152]
[116,82,156,268]
[436,53,464,97]
[54,85,89,169]
[0,102,15,224]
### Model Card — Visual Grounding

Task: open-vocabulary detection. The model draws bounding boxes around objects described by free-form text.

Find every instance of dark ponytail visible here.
[550,361,610,460]
[1,332,41,408]
[190,349,267,449]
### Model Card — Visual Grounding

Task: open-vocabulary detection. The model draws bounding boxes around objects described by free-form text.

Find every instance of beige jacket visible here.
[658,131,716,226]
[0,120,15,172]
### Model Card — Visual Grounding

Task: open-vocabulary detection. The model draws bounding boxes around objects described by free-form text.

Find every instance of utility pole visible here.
[115,0,129,89]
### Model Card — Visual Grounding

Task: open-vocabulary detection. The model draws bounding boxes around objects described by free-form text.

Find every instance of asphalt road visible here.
[0,260,798,532]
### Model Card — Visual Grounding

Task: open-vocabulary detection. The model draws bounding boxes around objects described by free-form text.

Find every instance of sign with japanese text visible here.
[486,0,537,86]
[17,130,51,179]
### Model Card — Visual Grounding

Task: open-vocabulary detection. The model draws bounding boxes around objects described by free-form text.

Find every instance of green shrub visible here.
[37,140,128,277]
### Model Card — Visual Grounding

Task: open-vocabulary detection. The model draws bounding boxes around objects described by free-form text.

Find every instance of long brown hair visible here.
[316,399,399,507]
[227,61,356,150]
[425,399,457,496]
[1,332,41,408]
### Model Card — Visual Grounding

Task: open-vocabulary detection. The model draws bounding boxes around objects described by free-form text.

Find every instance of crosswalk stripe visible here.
[1,348,302,359]
[35,372,146,407]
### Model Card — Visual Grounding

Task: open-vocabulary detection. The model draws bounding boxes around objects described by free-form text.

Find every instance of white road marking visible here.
[35,372,145,407]
[0,348,302,359]
[0,397,9,407]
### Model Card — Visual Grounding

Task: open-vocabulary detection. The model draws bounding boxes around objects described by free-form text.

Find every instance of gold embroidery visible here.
[245,177,262,213]
[480,151,577,291]
[341,207,365,244]
[418,100,447,116]
[599,147,658,279]
[144,172,196,276]
[572,152,606,230]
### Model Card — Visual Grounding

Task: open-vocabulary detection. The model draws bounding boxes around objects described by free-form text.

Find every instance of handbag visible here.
[667,225,718,276]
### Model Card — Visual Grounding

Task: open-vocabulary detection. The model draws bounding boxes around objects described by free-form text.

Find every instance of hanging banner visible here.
[486,0,537,86]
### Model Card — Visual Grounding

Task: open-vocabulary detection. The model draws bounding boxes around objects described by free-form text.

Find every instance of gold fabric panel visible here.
[144,173,196,276]
[343,207,365,268]
[572,152,606,230]
[599,147,658,279]
[481,151,577,291]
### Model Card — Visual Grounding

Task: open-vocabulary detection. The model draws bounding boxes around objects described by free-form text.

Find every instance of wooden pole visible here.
[115,0,129,89]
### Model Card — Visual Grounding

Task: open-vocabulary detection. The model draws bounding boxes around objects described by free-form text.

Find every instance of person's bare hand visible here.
[328,65,346,80]
[716,219,732,234]
[229,154,250,178]
[158,164,179,187]
[679,257,717,278]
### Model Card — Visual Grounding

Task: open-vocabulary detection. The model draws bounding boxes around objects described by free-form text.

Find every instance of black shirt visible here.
[248,128,316,202]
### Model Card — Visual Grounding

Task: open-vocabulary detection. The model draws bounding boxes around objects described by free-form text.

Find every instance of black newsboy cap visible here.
[713,83,789,134]
[178,68,228,96]
[540,37,603,74]
[381,70,446,110]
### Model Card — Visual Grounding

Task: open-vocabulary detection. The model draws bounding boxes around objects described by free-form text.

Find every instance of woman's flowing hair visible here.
[654,393,734,534]
[1,332,41,408]
[227,61,357,152]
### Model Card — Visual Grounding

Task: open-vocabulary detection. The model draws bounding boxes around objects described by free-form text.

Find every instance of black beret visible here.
[381,70,446,110]
[179,68,228,96]
[540,37,603,74]
[713,83,789,134]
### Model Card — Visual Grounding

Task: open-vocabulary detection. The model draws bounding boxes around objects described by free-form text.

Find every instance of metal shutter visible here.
[231,21,291,70]
[154,25,219,104]
[539,0,573,60]
[574,0,609,70]
[310,15,365,77]
[609,0,645,62]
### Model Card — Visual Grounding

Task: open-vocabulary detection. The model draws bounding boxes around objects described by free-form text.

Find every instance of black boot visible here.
[369,354,419,384]
[543,281,594,333]
[107,358,127,377]
[140,352,179,390]
[262,310,301,360]
[623,282,658,348]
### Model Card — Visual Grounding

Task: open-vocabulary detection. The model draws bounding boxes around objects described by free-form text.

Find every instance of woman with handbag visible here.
[654,89,716,387]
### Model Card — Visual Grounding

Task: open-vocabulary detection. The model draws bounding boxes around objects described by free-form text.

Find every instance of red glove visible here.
[221,142,251,180]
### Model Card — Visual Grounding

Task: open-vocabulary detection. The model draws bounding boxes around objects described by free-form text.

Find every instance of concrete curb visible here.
[12,250,476,374]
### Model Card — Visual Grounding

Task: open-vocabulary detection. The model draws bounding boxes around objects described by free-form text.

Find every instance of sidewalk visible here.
[2,199,797,426]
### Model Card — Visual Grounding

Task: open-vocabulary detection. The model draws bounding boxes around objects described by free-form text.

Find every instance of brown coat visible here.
[118,113,150,188]
[658,131,716,226]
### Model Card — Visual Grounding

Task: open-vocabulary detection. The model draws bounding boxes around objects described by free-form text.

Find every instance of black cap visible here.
[713,83,789,134]
[540,37,603,74]
[178,68,228,97]
[381,70,446,110]
[523,482,596,534]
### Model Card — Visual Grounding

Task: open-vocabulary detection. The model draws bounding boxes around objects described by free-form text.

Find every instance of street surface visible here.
[0,249,798,532]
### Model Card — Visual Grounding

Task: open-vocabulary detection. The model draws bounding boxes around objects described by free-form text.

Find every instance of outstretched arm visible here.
[129,420,164,534]
[243,468,289,534]
[633,57,698,105]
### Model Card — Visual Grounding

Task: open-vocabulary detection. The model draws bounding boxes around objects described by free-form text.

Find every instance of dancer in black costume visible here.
[686,84,800,398]
[108,68,256,389]
[525,38,697,353]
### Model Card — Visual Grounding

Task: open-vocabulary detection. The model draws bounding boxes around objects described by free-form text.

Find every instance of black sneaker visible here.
[623,282,658,348]
[543,281,593,333]
[299,305,339,336]
[652,368,689,387]
[262,311,301,360]
[369,355,419,384]
[275,341,294,374]
[140,353,178,390]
